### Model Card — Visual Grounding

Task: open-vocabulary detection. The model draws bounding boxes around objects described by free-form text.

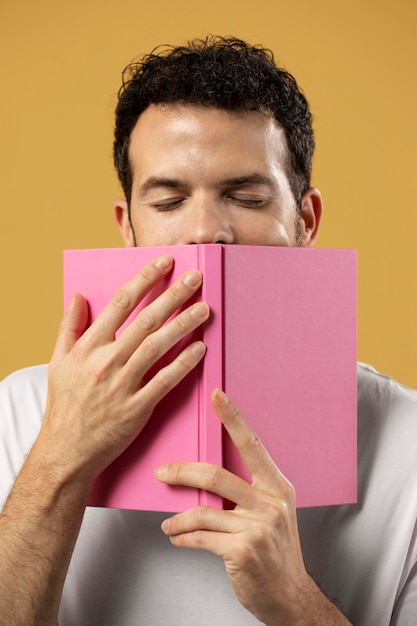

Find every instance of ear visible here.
[113,198,136,247]
[298,187,323,247]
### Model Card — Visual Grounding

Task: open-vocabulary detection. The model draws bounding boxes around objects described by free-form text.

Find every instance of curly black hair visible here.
[113,36,315,208]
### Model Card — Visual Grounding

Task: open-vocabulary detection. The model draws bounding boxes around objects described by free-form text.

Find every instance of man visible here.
[0,37,416,625]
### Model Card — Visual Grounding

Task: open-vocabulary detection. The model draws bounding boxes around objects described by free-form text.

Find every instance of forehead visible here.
[128,104,289,174]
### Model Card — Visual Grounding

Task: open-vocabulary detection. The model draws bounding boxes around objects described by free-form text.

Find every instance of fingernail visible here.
[155,465,168,479]
[215,388,228,404]
[190,302,209,320]
[191,341,207,357]
[183,271,202,288]
[154,255,173,273]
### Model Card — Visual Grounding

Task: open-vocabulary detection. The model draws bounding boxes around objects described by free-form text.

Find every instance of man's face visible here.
[115,104,322,247]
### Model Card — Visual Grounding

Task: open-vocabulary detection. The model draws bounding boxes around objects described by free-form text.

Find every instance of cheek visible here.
[131,213,184,247]
[236,214,296,247]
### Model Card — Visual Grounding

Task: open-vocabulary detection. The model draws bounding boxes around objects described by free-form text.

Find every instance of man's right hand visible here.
[39,254,209,491]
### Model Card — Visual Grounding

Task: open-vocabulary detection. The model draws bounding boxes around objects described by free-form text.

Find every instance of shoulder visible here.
[0,365,48,400]
[356,363,417,503]
[0,364,48,435]
[0,365,48,503]
[1,363,49,385]
[357,361,417,399]
[357,362,417,432]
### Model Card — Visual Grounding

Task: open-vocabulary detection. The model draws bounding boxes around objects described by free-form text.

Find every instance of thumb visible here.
[51,293,89,363]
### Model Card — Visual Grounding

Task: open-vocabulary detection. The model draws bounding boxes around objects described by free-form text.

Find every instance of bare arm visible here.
[0,255,209,626]
[0,449,88,626]
[157,389,353,626]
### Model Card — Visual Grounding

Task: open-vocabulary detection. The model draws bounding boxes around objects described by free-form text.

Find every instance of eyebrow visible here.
[139,173,276,195]
[139,177,185,195]
[221,174,276,189]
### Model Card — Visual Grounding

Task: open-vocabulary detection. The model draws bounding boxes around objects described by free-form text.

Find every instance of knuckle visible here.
[195,506,211,525]
[110,289,132,311]
[264,491,295,526]
[176,352,192,373]
[173,313,188,333]
[177,344,202,372]
[140,264,157,284]
[249,430,263,449]
[70,337,89,362]
[81,359,110,385]
[233,535,256,566]
[229,404,241,419]
[235,521,275,565]
[241,428,264,457]
[168,462,184,483]
[134,310,157,334]
[141,335,160,361]
[262,499,284,523]
[90,351,118,383]
[205,465,222,490]
[193,530,206,546]
[155,367,173,394]
[167,281,186,304]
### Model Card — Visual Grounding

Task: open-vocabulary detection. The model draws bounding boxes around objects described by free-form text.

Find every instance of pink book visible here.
[64,245,357,512]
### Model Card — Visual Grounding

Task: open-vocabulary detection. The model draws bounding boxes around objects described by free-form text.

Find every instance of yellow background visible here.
[1,0,416,386]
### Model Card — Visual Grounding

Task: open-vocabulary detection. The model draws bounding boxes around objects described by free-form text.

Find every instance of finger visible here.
[81,254,174,346]
[116,269,204,362]
[155,460,257,510]
[161,506,241,537]
[165,528,236,558]
[135,340,207,415]
[211,389,290,493]
[160,509,242,558]
[51,293,89,363]
[124,301,209,380]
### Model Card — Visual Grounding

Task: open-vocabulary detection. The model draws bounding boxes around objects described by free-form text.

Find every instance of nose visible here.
[181,200,235,245]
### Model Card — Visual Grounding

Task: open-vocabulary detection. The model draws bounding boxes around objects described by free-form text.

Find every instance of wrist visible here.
[263,575,351,626]
[16,437,93,513]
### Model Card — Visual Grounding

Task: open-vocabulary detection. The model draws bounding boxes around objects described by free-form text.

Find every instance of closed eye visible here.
[151,197,186,211]
[228,195,267,208]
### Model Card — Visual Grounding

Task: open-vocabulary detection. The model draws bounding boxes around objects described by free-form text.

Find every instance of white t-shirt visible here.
[1,363,416,625]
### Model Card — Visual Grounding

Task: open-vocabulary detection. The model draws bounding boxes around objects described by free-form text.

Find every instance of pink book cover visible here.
[64,245,357,512]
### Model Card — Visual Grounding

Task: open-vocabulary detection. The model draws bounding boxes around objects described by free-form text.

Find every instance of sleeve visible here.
[391,563,417,625]
[391,512,417,625]
[0,365,48,506]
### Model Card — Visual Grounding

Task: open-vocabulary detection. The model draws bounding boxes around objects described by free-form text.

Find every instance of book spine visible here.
[197,245,224,508]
